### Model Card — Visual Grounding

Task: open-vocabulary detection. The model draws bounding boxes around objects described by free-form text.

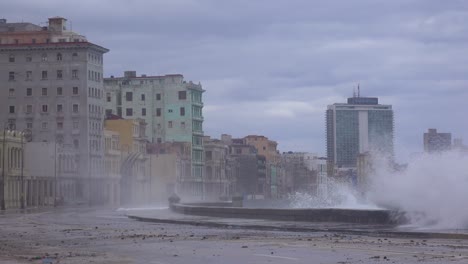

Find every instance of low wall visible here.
[170,203,399,224]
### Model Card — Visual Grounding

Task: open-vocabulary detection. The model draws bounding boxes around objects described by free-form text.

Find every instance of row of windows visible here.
[122,91,186,102]
[8,69,78,81]
[156,107,186,116]
[25,120,80,132]
[7,52,79,63]
[88,70,102,82]
[8,104,80,114]
[89,87,102,98]
[9,86,79,97]
[154,121,187,131]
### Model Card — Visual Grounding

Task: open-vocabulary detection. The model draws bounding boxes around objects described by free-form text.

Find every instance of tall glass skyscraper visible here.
[326,96,394,171]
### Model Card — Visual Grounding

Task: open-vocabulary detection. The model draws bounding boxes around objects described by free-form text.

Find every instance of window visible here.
[73,139,79,149]
[180,107,185,116]
[9,72,14,81]
[9,54,14,62]
[157,138,162,143]
[206,151,212,161]
[106,92,111,102]
[141,94,145,101]
[156,108,161,116]
[73,104,79,113]
[57,122,63,130]
[105,109,112,116]
[126,92,133,101]
[57,70,63,79]
[181,121,186,129]
[9,88,14,96]
[41,53,47,61]
[72,53,78,59]
[72,87,79,95]
[126,108,133,116]
[9,106,15,114]
[42,105,48,113]
[72,70,78,79]
[26,105,32,114]
[26,88,32,96]
[26,56,32,62]
[168,121,173,128]
[168,109,173,113]
[56,53,62,61]
[57,87,63,95]
[156,93,161,100]
[73,121,79,129]
[57,104,63,113]
[26,71,32,80]
[142,108,146,116]
[42,71,47,80]
[42,88,47,96]
[42,122,48,130]
[27,123,33,129]
[178,91,187,100]
[32,38,36,44]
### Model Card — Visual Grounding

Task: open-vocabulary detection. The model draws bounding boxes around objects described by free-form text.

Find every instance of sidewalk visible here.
[126,208,468,240]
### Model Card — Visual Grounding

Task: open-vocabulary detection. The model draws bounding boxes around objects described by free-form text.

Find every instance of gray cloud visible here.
[3,0,468,162]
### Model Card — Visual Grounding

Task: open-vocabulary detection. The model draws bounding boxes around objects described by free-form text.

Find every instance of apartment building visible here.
[0,17,109,203]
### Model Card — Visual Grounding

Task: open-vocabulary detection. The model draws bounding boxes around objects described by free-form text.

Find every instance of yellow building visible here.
[104,118,149,205]
[0,130,27,209]
[244,135,279,164]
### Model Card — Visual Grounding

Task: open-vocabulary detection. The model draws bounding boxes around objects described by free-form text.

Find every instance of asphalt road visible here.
[1,207,468,264]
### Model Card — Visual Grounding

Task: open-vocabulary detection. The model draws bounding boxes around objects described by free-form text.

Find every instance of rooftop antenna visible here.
[353,86,356,97]
[357,83,360,97]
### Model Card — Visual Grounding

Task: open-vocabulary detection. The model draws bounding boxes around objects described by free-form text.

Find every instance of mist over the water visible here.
[369,151,468,229]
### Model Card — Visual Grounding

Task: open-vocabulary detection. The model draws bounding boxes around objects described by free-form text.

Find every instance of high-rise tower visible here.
[326,96,394,173]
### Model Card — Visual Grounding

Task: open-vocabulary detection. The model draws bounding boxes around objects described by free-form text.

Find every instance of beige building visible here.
[102,129,121,206]
[147,142,191,203]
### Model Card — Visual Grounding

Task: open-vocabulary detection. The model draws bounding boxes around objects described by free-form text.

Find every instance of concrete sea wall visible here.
[170,202,399,224]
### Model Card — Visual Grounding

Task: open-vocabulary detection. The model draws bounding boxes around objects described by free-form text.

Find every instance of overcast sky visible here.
[4,0,468,162]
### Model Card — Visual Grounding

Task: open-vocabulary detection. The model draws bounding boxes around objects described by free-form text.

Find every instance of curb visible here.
[127,215,468,240]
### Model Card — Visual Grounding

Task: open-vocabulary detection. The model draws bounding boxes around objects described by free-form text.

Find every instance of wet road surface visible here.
[1,207,468,263]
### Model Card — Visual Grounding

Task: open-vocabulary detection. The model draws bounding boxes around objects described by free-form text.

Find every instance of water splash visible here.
[288,178,379,209]
[369,151,468,229]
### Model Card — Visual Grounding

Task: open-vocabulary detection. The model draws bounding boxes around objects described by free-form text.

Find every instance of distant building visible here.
[104,118,149,205]
[0,17,109,204]
[326,95,394,175]
[104,71,205,197]
[453,138,468,155]
[281,152,327,197]
[203,136,232,200]
[147,142,191,203]
[423,128,451,153]
[243,135,281,198]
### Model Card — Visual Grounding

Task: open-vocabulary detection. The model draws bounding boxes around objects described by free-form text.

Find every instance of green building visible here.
[104,71,205,197]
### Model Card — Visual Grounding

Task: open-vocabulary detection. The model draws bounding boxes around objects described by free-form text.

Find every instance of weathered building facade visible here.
[0,17,109,204]
[104,71,205,198]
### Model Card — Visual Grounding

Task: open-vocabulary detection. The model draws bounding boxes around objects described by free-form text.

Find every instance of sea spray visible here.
[369,151,468,229]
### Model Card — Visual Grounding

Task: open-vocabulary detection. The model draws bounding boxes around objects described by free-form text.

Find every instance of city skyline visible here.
[3,0,468,162]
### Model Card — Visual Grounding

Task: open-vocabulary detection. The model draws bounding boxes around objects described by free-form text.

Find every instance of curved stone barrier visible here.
[170,203,400,225]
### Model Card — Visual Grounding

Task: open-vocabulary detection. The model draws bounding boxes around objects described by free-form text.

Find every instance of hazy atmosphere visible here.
[4,0,468,162]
